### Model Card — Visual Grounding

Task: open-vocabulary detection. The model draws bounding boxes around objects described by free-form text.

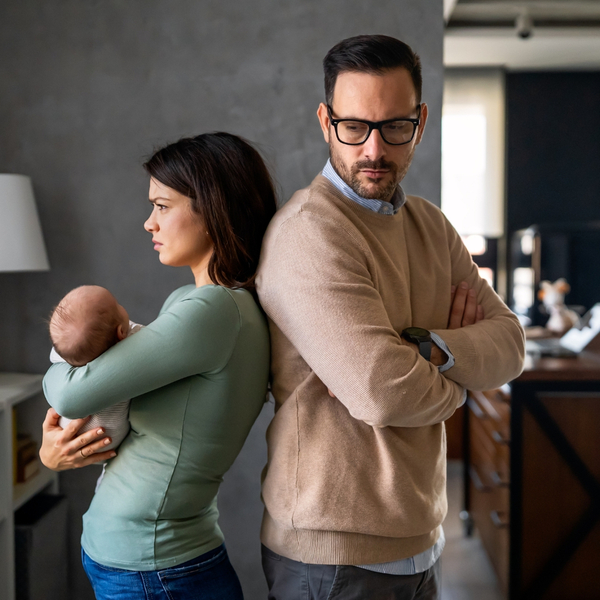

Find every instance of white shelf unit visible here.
[0,372,59,600]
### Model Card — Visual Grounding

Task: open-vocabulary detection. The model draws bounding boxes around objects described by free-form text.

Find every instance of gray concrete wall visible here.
[0,1,443,598]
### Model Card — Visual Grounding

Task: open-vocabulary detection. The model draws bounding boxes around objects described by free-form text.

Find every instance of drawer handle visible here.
[490,470,510,488]
[492,430,510,445]
[490,510,510,529]
[469,466,491,492]
[468,398,488,420]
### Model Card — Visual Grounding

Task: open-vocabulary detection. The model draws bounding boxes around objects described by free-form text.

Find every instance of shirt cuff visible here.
[430,332,455,373]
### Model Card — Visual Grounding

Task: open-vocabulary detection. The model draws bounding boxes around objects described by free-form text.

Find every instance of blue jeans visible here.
[82,544,244,600]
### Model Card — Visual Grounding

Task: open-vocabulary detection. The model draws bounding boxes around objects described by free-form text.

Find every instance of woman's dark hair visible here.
[143,132,277,293]
[323,34,422,106]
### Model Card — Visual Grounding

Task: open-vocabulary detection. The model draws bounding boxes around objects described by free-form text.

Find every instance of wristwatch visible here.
[401,327,432,361]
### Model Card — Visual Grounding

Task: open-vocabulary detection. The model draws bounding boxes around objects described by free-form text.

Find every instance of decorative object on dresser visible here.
[463,352,600,600]
[537,278,579,335]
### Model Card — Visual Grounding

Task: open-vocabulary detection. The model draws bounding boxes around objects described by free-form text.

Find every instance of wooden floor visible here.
[441,460,504,600]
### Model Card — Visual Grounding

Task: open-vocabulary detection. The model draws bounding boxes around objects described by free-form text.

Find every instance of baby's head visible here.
[49,286,129,367]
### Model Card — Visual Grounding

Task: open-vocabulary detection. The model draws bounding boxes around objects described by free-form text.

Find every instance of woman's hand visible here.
[39,408,116,471]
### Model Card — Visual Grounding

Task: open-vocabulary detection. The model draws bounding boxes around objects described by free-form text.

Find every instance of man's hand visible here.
[448,281,484,329]
[39,408,116,471]
[431,281,484,365]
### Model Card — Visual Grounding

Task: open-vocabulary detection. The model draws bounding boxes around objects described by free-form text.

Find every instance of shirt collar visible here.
[321,159,405,215]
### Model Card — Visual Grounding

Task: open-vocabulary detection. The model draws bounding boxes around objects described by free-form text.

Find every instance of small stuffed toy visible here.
[538,278,580,334]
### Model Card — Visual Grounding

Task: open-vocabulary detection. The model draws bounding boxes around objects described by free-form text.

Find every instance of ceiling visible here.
[444,1,600,68]
[447,0,600,28]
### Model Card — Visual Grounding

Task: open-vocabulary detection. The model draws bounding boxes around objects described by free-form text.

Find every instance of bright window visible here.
[442,69,505,238]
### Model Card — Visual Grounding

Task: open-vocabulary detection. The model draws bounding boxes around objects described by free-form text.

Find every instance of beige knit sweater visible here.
[256,175,525,565]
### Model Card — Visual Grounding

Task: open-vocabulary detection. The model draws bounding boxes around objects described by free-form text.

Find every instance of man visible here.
[256,35,524,599]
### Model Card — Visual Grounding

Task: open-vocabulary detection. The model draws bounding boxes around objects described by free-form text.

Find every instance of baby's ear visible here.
[117,324,128,341]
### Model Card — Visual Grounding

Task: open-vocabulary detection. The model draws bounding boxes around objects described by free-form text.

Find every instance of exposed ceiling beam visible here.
[445,27,600,69]
[451,1,600,22]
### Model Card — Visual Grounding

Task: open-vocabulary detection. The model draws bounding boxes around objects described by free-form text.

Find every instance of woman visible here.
[40,132,277,600]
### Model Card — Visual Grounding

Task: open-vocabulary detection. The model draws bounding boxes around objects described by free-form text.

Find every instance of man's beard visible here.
[329,141,414,201]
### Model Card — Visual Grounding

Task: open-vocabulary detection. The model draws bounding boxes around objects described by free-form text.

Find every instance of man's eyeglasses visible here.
[327,104,421,146]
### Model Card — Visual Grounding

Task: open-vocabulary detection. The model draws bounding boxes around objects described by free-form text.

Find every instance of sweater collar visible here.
[321,159,406,215]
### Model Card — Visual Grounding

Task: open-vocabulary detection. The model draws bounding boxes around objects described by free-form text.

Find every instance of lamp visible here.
[0,174,50,272]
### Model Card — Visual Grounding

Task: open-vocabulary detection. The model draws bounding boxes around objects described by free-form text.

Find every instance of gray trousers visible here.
[261,545,441,600]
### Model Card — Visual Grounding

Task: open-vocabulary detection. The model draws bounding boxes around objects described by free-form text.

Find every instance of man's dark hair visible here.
[323,34,422,106]
[143,133,277,293]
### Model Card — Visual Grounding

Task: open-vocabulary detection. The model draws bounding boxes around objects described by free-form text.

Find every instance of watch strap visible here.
[418,340,432,361]
[401,327,432,361]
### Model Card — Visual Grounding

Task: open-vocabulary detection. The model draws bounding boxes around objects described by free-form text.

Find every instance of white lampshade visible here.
[0,174,50,272]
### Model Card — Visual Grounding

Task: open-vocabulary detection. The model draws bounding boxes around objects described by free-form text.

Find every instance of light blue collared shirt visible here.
[321,159,453,574]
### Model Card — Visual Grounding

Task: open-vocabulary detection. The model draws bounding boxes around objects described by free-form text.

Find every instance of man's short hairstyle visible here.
[323,34,423,106]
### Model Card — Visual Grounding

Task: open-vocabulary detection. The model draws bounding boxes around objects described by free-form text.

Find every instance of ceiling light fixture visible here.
[516,10,534,39]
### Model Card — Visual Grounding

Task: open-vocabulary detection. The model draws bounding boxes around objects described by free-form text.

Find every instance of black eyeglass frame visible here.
[327,104,422,146]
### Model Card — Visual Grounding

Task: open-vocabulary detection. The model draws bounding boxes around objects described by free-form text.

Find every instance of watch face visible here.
[404,327,430,339]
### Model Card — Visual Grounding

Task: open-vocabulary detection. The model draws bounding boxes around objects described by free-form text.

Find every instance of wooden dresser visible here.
[463,351,600,600]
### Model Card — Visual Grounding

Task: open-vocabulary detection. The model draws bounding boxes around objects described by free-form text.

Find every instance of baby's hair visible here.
[49,287,123,367]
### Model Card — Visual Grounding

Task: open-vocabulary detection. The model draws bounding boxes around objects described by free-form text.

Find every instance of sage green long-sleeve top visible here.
[43,284,269,571]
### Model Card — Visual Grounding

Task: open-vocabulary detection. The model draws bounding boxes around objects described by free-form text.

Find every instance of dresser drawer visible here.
[469,396,510,488]
[468,388,511,593]
[470,477,510,594]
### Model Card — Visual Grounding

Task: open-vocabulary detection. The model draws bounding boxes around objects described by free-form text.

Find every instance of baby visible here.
[49,285,143,452]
